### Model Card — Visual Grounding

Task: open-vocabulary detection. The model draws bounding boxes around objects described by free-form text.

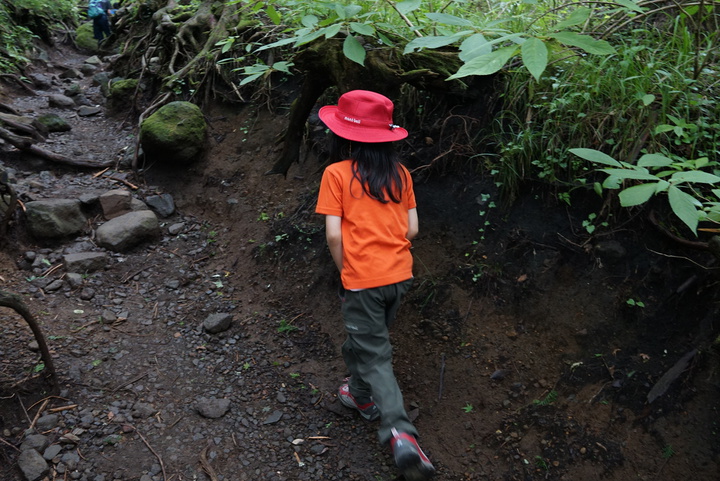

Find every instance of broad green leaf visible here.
[344,5,363,17]
[641,94,655,106]
[521,37,548,81]
[335,4,346,19]
[619,183,657,206]
[637,153,673,168]
[271,61,293,74]
[239,72,264,86]
[594,182,603,196]
[603,175,622,189]
[654,180,670,193]
[266,5,281,25]
[396,0,422,15]
[600,169,658,181]
[569,148,622,167]
[554,7,591,30]
[614,0,644,13]
[552,31,616,55]
[377,31,394,46]
[654,124,674,134]
[343,35,366,66]
[301,15,318,28]
[255,37,297,53]
[668,185,700,234]
[459,34,491,62]
[425,12,474,26]
[295,28,328,46]
[670,171,720,184]
[448,45,517,79]
[404,33,470,54]
[350,22,375,36]
[324,23,342,38]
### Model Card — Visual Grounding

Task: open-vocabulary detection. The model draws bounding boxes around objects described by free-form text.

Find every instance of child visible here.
[315,90,435,481]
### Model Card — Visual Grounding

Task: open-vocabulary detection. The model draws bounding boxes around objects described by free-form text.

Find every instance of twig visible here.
[48,404,78,413]
[29,399,50,430]
[200,445,219,481]
[385,0,423,37]
[0,436,19,452]
[111,371,149,393]
[134,426,167,481]
[102,175,139,190]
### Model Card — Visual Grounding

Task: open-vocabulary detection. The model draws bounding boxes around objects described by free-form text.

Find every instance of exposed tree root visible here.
[0,290,58,392]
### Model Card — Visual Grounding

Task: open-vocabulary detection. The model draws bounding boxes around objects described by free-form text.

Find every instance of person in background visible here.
[88,0,112,46]
[315,90,436,481]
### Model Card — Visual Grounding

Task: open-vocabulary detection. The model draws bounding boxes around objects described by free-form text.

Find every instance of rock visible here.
[195,397,231,419]
[63,83,82,97]
[77,105,102,117]
[140,101,207,165]
[108,79,139,110]
[131,402,156,419]
[63,252,109,273]
[59,68,83,79]
[28,73,52,89]
[145,193,175,218]
[42,444,62,461]
[20,434,49,452]
[48,94,76,109]
[25,199,87,239]
[80,63,98,75]
[35,113,72,133]
[95,210,160,252]
[203,313,233,334]
[168,222,186,235]
[85,55,102,65]
[17,449,49,481]
[99,189,132,219]
[263,410,284,425]
[36,414,59,431]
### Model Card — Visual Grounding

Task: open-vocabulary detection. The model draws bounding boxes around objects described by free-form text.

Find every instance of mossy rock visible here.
[36,113,72,133]
[75,22,99,52]
[140,101,207,165]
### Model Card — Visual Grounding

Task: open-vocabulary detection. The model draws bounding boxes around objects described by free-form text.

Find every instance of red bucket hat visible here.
[318,90,408,143]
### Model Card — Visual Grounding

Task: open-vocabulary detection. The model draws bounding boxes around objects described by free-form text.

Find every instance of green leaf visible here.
[350,22,375,36]
[600,169,658,181]
[271,61,293,74]
[295,28,328,47]
[425,12,474,26]
[301,15,319,28]
[654,124,674,134]
[569,148,622,167]
[344,5,363,17]
[551,32,616,55]
[343,35,366,66]
[324,23,342,38]
[641,94,655,106]
[254,37,296,53]
[459,34,491,61]
[603,175,622,189]
[554,7,591,30]
[614,0,644,13]
[521,37,548,81]
[396,0,422,15]
[619,183,657,206]
[239,72,264,86]
[668,185,700,234]
[637,153,673,168]
[404,33,470,54]
[377,31,394,46]
[448,45,517,79]
[670,171,720,184]
[266,5,281,25]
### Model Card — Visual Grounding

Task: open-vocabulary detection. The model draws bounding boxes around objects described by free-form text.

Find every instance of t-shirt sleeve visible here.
[403,166,417,209]
[315,167,343,217]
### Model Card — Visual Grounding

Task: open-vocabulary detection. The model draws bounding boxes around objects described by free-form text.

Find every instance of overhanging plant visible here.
[570,148,720,235]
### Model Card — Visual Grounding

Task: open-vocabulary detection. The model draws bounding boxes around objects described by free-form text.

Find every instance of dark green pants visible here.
[340,278,417,444]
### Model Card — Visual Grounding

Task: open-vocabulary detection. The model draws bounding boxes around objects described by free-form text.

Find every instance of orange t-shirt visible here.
[315,160,416,290]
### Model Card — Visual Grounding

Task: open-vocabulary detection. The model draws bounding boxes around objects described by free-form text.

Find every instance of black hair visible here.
[327,133,405,204]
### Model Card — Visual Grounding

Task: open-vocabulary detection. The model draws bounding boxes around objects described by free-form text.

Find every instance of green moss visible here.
[140,101,207,164]
[109,79,139,97]
[75,21,99,52]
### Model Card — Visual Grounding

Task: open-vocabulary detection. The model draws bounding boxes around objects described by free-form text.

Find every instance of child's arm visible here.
[407,208,418,241]
[325,215,343,272]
